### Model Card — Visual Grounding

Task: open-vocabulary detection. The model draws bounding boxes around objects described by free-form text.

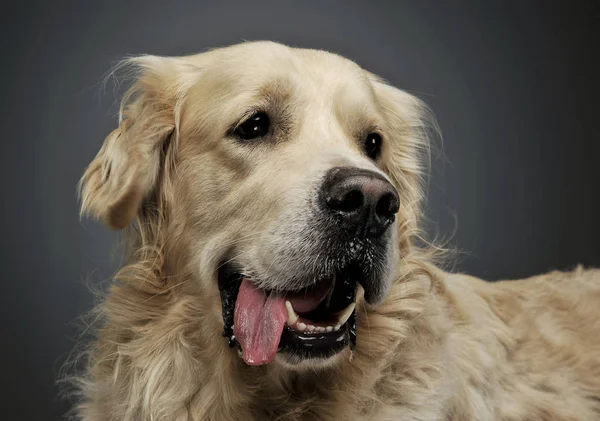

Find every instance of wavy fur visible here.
[68,42,600,421]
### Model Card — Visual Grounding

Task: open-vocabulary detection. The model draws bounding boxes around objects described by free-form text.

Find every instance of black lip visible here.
[217,264,243,348]
[217,262,359,360]
[278,325,350,360]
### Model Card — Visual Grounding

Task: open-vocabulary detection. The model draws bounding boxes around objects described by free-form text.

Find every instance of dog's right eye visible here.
[234,112,271,140]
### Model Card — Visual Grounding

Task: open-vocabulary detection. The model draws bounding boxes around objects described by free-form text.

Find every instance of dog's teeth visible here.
[336,302,356,326]
[334,324,341,331]
[326,326,333,332]
[285,301,298,325]
[307,324,315,331]
[297,322,307,331]
[316,327,325,333]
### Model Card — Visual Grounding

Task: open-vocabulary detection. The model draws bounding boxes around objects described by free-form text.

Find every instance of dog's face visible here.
[80,42,430,368]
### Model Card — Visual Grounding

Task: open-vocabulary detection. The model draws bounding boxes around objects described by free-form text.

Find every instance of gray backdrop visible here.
[1,1,598,420]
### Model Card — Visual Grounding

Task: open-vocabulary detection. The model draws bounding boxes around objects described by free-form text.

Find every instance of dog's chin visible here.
[275,347,348,371]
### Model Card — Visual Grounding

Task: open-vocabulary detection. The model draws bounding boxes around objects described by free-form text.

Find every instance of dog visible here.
[74,41,600,420]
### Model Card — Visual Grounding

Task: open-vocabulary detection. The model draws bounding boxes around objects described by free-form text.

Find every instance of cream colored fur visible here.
[72,41,600,421]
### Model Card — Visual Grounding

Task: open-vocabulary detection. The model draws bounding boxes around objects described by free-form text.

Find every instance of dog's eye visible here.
[364,133,382,160]
[235,112,270,140]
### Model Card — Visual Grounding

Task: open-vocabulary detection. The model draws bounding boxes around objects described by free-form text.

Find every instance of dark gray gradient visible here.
[1,1,598,420]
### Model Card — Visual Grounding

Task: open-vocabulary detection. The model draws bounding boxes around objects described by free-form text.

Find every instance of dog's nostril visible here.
[376,192,399,219]
[328,189,364,213]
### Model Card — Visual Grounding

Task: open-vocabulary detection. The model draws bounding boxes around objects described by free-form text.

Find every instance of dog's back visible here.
[444,268,600,420]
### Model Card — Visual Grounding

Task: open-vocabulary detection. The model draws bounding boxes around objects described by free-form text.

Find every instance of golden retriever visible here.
[74,41,600,420]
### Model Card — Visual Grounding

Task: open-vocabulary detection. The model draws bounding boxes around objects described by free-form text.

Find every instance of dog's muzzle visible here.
[217,166,400,366]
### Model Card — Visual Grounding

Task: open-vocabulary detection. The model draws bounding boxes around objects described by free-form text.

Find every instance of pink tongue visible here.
[234,278,288,366]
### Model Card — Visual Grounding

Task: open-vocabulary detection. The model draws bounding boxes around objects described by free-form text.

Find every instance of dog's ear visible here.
[79,56,198,230]
[368,74,438,232]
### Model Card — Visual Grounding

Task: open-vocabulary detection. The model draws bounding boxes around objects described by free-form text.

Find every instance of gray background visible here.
[1,1,598,420]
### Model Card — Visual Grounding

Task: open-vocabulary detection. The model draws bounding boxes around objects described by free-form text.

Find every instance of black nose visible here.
[320,167,400,237]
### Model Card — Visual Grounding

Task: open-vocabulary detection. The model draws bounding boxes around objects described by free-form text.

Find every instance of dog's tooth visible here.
[307,324,315,331]
[336,302,356,326]
[285,301,298,325]
[334,324,341,331]
[316,327,325,333]
[297,322,307,331]
[325,326,333,332]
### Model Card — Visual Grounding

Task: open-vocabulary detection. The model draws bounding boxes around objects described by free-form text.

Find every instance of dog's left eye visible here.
[364,133,382,160]
[235,112,271,140]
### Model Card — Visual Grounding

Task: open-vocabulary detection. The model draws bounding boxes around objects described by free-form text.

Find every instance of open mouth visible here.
[218,263,359,366]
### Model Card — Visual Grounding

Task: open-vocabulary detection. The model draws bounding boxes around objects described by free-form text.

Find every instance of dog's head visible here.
[80,41,432,368]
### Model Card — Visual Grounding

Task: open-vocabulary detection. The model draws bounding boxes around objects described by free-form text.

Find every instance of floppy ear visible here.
[369,74,437,235]
[79,56,197,230]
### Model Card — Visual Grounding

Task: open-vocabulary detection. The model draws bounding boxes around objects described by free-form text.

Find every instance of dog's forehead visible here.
[193,42,374,102]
